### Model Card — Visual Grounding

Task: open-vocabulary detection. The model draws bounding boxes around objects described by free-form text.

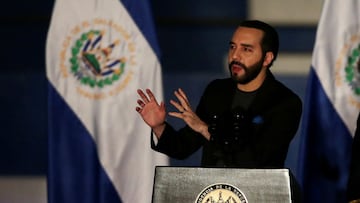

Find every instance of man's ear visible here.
[263,52,274,67]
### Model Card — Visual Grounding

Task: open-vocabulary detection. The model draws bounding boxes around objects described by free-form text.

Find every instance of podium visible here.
[152,167,301,203]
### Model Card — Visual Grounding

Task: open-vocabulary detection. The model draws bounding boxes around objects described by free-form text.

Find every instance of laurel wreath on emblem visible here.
[345,44,360,95]
[69,30,126,88]
[195,183,247,203]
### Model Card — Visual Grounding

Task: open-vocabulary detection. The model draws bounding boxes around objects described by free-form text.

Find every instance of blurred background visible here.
[0,0,323,202]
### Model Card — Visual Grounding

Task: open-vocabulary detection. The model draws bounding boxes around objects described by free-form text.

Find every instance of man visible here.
[136,20,302,168]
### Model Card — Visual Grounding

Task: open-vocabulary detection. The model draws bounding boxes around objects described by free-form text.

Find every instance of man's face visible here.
[229,57,264,84]
[228,27,266,84]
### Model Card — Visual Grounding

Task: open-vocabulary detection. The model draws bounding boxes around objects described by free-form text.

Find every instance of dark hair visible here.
[239,20,279,68]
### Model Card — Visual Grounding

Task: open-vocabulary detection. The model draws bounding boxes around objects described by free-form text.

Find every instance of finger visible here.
[174,90,190,111]
[137,99,145,107]
[135,106,142,113]
[146,89,159,103]
[178,88,191,108]
[168,111,184,119]
[170,99,185,112]
[159,101,165,111]
[178,88,189,102]
[137,89,150,103]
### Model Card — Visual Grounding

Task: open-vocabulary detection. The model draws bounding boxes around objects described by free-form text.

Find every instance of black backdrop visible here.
[0,0,314,175]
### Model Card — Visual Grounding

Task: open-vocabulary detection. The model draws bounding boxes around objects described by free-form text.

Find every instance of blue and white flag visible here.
[297,0,360,202]
[46,0,168,202]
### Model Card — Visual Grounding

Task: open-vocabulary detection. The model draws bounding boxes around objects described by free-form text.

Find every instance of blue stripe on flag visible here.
[121,0,161,58]
[48,84,122,203]
[297,68,353,202]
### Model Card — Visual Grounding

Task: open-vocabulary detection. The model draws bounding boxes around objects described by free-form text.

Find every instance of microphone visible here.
[232,112,242,142]
[208,114,219,142]
[208,109,251,146]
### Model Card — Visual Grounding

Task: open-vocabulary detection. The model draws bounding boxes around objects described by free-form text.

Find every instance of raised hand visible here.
[169,88,210,140]
[136,89,166,136]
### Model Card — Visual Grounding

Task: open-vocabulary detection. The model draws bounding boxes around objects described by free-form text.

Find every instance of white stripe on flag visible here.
[312,0,360,135]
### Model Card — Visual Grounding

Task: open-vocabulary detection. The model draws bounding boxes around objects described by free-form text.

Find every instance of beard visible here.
[228,57,265,84]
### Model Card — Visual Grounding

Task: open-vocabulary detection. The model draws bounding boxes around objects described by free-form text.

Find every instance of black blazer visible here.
[152,71,302,168]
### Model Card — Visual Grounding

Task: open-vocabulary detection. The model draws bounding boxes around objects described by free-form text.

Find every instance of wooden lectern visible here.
[152,167,301,203]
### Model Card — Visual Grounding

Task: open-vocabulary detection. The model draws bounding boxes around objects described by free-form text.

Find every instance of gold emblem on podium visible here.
[195,183,248,203]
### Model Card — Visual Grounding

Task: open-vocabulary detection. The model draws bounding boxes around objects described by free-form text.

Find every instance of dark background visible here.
[0,0,315,175]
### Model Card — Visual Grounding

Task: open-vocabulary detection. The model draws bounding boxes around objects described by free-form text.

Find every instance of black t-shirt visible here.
[231,88,258,111]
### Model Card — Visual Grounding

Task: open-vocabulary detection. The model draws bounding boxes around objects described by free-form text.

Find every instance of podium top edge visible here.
[154,166,293,173]
[155,166,290,170]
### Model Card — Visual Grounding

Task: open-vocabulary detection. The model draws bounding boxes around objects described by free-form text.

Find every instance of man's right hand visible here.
[136,89,166,138]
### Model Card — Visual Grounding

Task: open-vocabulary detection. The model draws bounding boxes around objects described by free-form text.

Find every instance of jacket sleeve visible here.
[151,123,206,159]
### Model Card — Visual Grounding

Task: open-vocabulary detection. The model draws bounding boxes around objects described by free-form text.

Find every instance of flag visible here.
[297,0,360,202]
[46,0,168,202]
